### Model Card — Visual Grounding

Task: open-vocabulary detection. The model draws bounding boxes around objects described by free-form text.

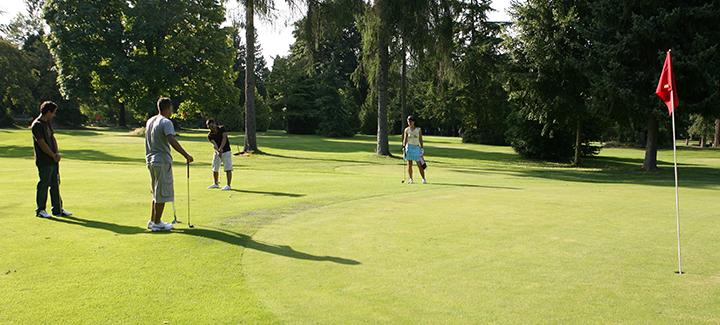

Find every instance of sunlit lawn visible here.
[1,127,719,324]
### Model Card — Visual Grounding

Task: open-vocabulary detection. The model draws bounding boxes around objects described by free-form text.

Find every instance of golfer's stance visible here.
[403,115,426,184]
[205,118,233,191]
[145,97,193,232]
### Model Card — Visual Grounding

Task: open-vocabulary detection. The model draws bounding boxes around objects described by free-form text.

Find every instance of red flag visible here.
[656,50,678,115]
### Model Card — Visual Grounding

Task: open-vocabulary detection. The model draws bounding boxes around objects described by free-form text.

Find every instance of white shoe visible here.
[422,179,427,184]
[207,183,220,189]
[36,210,52,218]
[54,209,73,217]
[151,221,173,232]
[408,179,414,184]
[221,185,232,191]
[147,220,154,229]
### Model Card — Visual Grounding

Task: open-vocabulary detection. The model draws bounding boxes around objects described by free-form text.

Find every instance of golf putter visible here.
[187,161,194,228]
[171,201,181,224]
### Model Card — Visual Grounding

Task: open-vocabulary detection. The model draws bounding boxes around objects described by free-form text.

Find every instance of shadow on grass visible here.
[0,145,33,158]
[227,188,305,197]
[47,215,360,265]
[0,146,142,163]
[48,215,146,234]
[62,149,143,163]
[263,152,379,165]
[427,182,523,190]
[507,156,720,189]
[178,226,361,265]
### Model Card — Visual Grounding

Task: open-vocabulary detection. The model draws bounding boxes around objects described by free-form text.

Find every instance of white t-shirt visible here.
[405,127,420,146]
[145,114,175,165]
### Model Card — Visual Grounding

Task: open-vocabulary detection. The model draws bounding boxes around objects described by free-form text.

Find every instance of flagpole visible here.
[671,91,683,274]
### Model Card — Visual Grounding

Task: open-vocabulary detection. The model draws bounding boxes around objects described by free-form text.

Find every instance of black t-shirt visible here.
[31,117,57,167]
[207,125,231,153]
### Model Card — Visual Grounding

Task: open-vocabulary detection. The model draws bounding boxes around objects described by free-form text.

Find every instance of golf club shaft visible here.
[187,161,191,227]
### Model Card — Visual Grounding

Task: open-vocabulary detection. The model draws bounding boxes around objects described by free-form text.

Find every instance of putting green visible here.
[243,163,720,324]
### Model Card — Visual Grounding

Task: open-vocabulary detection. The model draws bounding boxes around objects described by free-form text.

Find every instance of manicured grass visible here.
[1,128,720,324]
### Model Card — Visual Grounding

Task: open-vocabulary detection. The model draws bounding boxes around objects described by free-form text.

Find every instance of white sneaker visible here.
[147,220,154,229]
[207,183,220,189]
[151,221,173,232]
[408,179,414,184]
[36,210,52,218]
[54,209,73,217]
[221,185,232,191]
[422,179,427,184]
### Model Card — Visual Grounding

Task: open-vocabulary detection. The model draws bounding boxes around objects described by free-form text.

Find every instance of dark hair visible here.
[40,101,58,114]
[157,97,173,112]
[407,115,416,122]
[206,118,216,125]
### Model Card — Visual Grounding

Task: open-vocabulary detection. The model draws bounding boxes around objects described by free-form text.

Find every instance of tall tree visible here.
[46,0,238,126]
[505,0,600,164]
[586,0,720,171]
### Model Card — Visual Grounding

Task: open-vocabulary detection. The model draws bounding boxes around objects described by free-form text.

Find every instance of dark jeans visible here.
[36,164,61,215]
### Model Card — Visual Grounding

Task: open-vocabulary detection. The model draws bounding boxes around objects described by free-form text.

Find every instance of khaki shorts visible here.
[148,163,174,203]
[211,151,233,172]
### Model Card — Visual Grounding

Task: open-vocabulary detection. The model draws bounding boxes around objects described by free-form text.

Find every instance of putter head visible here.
[401,180,405,183]
[189,225,195,228]
[171,220,182,224]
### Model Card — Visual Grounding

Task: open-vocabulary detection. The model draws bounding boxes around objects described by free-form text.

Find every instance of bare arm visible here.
[219,132,228,153]
[167,134,194,163]
[419,129,424,149]
[210,139,220,154]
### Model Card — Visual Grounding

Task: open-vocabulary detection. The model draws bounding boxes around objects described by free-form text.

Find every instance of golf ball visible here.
[229,195,232,197]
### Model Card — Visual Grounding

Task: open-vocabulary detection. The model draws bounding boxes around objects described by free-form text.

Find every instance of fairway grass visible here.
[2,128,720,324]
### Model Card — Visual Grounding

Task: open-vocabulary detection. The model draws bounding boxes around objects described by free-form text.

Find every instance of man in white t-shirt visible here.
[145,97,194,231]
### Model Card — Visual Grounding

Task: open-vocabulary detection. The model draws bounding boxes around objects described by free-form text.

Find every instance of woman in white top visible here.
[403,115,426,184]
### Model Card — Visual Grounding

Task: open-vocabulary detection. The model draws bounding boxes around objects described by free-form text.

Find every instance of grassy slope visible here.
[1,128,720,324]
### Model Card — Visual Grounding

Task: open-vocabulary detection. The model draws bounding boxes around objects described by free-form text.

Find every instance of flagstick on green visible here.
[657,49,683,274]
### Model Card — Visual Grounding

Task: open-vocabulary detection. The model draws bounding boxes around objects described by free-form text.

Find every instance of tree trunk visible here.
[243,0,258,153]
[641,113,659,171]
[573,118,582,166]
[701,134,706,148]
[118,101,126,127]
[375,0,390,156]
[401,43,407,133]
[714,119,719,148]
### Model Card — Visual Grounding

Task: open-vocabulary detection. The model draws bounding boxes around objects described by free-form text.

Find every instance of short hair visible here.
[206,118,216,126]
[40,101,58,114]
[157,97,173,112]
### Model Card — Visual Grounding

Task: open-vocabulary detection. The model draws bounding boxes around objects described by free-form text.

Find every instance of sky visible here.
[1,0,512,67]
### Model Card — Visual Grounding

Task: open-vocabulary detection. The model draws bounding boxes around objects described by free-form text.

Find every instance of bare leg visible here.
[417,161,425,179]
[226,170,232,186]
[213,171,219,185]
[152,202,165,223]
[407,160,414,180]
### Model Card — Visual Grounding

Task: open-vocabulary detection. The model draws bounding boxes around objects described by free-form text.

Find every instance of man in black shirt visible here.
[206,118,233,190]
[31,101,72,218]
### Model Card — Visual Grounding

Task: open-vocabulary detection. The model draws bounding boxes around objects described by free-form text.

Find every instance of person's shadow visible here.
[48,215,360,265]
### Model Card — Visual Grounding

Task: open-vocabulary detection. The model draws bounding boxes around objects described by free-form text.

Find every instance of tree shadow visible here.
[227,188,305,197]
[508,155,720,189]
[61,149,143,164]
[46,215,360,265]
[427,182,523,190]
[263,152,377,165]
[0,145,33,159]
